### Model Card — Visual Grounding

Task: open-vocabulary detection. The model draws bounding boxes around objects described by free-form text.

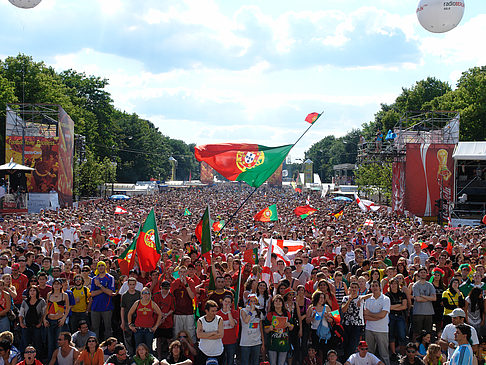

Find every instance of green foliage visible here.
[355,163,392,202]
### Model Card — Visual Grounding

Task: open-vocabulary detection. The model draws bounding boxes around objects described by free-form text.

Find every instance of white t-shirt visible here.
[347,352,382,365]
[364,294,390,333]
[441,323,479,358]
[61,227,78,245]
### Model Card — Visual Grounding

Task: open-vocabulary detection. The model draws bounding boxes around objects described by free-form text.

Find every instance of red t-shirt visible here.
[153,292,175,329]
[134,301,156,328]
[170,278,196,315]
[12,274,29,305]
[217,308,239,345]
[38,285,52,300]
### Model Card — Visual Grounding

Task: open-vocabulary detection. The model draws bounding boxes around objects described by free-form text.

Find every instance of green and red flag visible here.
[200,206,212,263]
[294,205,317,219]
[305,112,322,124]
[446,236,455,256]
[212,220,224,232]
[243,248,259,264]
[254,204,278,222]
[330,309,341,324]
[117,237,137,276]
[135,208,162,272]
[194,143,293,187]
[184,208,192,216]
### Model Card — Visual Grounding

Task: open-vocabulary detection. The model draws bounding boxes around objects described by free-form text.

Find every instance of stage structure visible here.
[4,104,74,213]
[357,111,460,222]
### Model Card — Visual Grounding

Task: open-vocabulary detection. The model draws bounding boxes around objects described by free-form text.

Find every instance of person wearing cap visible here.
[152,280,175,359]
[439,308,479,359]
[90,261,115,341]
[449,324,474,365]
[344,341,384,365]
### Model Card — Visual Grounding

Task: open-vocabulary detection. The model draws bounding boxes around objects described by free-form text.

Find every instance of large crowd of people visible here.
[0,183,484,365]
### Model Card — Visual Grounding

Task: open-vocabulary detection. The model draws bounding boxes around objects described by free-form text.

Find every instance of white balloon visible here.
[8,0,42,9]
[416,0,465,33]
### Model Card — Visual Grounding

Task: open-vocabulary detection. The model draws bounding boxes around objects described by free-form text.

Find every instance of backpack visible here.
[330,322,345,347]
[25,300,40,327]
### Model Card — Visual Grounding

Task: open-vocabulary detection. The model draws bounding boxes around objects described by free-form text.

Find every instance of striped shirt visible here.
[450,344,473,365]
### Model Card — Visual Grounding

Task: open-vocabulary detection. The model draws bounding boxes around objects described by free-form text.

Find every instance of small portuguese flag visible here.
[212,220,224,232]
[254,204,278,222]
[305,112,322,124]
[294,205,318,219]
[194,143,293,187]
[135,208,162,272]
[117,236,137,276]
[200,206,212,263]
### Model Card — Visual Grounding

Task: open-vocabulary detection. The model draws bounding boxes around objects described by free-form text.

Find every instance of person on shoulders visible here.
[48,332,79,365]
[344,341,384,365]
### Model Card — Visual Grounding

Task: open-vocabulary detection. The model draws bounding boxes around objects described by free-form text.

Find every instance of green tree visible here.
[425,66,486,141]
[355,163,392,202]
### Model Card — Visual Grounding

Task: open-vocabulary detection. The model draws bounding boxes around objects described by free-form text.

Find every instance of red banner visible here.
[267,163,283,187]
[405,144,454,217]
[57,107,74,207]
[392,161,405,214]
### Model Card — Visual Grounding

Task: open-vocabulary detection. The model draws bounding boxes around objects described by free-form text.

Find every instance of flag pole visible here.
[216,110,323,235]
[216,186,258,236]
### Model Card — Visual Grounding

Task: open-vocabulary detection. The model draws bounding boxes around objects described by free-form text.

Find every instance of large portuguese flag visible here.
[136,208,162,272]
[254,204,278,222]
[194,143,293,187]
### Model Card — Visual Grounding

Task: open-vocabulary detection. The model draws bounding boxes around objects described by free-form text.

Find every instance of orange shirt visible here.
[77,348,104,365]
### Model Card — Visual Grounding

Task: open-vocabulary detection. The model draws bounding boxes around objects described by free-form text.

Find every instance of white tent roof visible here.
[452,142,486,160]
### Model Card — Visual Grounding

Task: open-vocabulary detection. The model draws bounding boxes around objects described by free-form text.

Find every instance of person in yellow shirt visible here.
[70,274,91,332]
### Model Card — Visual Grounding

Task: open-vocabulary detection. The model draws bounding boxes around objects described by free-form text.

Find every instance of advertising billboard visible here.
[405,144,455,217]
[5,136,59,193]
[200,161,214,185]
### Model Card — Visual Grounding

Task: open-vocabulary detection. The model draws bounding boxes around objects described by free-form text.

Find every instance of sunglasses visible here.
[142,292,150,295]
[359,347,368,350]
[87,340,97,343]
[25,350,36,354]
[407,350,416,354]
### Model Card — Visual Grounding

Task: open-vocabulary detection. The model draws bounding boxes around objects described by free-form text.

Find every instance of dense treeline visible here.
[0,54,199,197]
[306,68,486,192]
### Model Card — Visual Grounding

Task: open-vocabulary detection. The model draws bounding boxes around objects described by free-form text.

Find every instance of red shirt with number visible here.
[153,291,175,329]
[217,308,239,345]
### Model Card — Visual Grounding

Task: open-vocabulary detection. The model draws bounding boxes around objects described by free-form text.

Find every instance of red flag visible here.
[135,209,162,272]
[243,248,259,264]
[446,237,454,256]
[483,215,486,225]
[305,112,321,124]
[294,205,317,219]
[195,218,203,243]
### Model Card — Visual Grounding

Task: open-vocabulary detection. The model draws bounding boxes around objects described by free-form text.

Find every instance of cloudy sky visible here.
[1,0,485,160]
